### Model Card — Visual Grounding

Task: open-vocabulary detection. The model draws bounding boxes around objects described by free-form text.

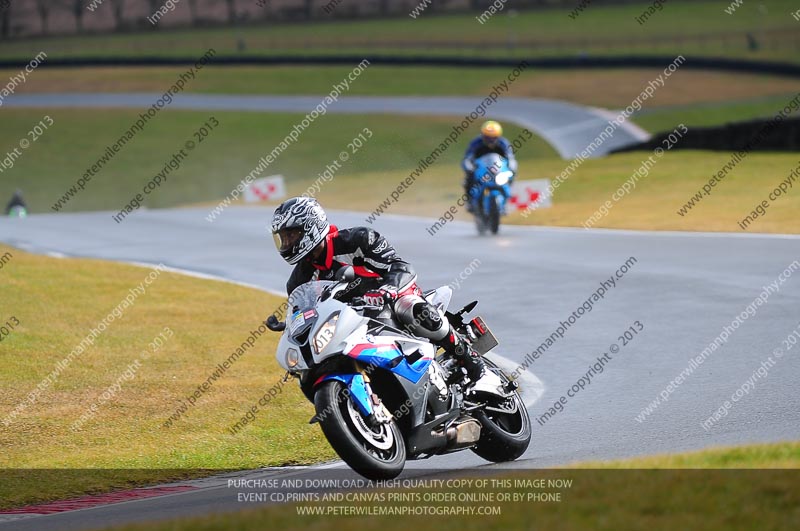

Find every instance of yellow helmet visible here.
[480,120,503,139]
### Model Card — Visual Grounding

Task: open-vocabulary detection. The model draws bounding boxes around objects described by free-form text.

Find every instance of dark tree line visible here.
[1,0,217,37]
[2,0,681,39]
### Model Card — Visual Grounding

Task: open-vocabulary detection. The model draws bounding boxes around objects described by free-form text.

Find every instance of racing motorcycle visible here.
[5,190,27,218]
[469,153,514,236]
[266,267,531,480]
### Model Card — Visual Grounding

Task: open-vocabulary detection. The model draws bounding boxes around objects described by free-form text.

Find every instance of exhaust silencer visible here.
[446,418,482,448]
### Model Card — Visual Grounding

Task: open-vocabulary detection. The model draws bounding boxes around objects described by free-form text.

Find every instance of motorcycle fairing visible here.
[313,372,373,417]
[471,153,513,216]
[345,340,433,384]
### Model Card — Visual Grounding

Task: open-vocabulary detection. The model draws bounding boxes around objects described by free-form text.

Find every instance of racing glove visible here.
[362,286,398,307]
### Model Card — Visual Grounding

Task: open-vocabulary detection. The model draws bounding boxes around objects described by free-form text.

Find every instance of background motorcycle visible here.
[266,267,531,480]
[469,153,514,235]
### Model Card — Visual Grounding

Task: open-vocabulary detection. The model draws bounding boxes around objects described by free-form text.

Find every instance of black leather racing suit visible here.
[286,225,484,380]
[287,225,413,298]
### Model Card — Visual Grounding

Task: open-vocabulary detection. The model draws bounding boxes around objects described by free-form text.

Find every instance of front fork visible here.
[483,190,509,217]
[315,364,392,427]
[358,363,393,426]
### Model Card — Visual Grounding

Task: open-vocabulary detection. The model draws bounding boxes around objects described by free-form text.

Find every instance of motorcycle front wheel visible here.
[489,196,501,235]
[314,380,406,480]
[474,209,488,235]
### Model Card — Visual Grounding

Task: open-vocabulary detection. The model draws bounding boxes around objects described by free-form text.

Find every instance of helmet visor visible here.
[273,227,304,254]
[482,134,499,147]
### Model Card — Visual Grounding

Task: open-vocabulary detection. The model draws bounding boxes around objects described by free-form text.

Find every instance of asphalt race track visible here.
[1,93,650,159]
[1,207,799,529]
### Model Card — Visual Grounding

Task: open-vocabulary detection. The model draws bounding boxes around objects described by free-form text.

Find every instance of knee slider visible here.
[412,302,445,333]
[395,296,448,341]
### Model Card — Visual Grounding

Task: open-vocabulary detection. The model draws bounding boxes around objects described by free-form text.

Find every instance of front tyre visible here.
[314,380,406,480]
[474,199,488,235]
[489,195,501,235]
[475,213,488,236]
[470,359,531,462]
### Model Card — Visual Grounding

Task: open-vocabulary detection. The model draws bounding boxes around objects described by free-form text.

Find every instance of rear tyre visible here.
[314,380,406,480]
[470,359,531,462]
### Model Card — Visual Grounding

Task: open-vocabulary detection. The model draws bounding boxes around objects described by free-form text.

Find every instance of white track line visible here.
[486,352,545,408]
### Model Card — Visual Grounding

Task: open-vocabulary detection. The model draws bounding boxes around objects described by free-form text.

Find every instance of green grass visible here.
[0,108,551,215]
[4,65,798,112]
[98,442,800,531]
[0,243,336,508]
[1,64,544,97]
[507,150,800,234]
[634,93,800,132]
[574,441,800,468]
[3,108,799,234]
[1,0,798,62]
[0,65,523,98]
[312,147,800,234]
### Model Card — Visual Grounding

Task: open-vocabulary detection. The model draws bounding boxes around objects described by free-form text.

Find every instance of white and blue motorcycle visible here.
[266,267,531,480]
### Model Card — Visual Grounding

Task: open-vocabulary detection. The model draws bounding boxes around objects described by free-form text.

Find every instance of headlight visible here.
[285,348,300,369]
[313,313,339,354]
[495,171,513,186]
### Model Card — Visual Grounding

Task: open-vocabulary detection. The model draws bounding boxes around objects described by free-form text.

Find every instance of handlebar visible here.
[349,297,385,312]
[265,279,378,333]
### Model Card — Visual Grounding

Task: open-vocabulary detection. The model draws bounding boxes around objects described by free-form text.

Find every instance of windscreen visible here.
[287,281,337,319]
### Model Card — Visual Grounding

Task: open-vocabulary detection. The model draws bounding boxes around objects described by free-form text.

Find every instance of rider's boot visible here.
[395,297,485,384]
[443,331,485,384]
[465,191,475,214]
[463,177,476,214]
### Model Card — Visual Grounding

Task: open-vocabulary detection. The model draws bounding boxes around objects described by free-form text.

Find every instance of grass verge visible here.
[505,150,800,234]
[0,109,550,215]
[572,441,800,468]
[633,93,800,132]
[0,244,334,509]
[1,66,797,111]
[310,150,800,235]
[97,442,800,531]
[2,109,797,234]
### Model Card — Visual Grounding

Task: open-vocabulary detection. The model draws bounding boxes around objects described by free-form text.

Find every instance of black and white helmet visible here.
[270,197,330,265]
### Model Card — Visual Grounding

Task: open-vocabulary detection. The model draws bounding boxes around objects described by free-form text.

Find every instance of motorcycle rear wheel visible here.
[470,359,531,462]
[314,380,406,480]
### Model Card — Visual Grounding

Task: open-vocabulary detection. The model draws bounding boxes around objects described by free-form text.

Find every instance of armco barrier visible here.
[1,55,800,78]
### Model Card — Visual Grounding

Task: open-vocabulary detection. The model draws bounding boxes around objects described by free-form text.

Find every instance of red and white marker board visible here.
[244,175,286,203]
[510,179,552,211]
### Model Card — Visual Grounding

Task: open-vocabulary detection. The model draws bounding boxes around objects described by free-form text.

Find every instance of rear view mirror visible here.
[266,315,286,332]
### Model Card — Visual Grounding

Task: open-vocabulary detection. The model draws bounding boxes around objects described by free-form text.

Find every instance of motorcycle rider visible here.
[462,120,518,213]
[5,189,27,218]
[270,196,485,383]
